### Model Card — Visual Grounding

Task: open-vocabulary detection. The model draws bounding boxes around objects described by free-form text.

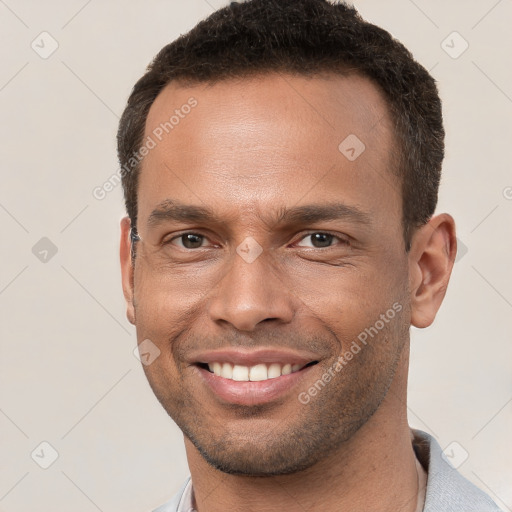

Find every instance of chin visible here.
[186,428,333,477]
[198,448,319,477]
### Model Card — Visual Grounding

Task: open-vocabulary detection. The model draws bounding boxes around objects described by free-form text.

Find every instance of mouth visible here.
[196,360,318,382]
[190,349,321,406]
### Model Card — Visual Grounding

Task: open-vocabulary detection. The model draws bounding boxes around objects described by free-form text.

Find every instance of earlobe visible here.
[120,216,136,325]
[408,214,457,329]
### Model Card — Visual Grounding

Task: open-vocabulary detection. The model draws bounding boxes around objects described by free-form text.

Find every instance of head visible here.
[119,0,456,476]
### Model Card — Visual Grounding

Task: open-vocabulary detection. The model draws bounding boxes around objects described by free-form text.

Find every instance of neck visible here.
[185,345,419,512]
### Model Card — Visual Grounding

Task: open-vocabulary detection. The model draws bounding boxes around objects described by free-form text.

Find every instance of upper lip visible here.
[188,348,320,367]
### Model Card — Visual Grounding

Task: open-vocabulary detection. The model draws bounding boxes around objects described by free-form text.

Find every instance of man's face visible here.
[125,73,412,475]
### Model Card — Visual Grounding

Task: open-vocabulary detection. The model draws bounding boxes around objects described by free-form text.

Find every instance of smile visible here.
[201,361,317,382]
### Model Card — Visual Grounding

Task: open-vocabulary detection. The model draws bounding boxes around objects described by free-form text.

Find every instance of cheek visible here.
[133,260,212,323]
[275,256,406,339]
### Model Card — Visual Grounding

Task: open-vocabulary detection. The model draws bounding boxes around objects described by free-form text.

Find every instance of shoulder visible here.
[412,429,503,512]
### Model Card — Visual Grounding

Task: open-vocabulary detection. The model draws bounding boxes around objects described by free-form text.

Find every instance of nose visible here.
[207,248,295,332]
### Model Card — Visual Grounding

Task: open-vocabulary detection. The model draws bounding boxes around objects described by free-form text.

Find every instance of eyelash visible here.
[164,231,350,249]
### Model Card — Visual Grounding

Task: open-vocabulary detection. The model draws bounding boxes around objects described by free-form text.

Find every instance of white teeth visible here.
[267,363,281,379]
[232,365,249,381]
[206,362,307,381]
[221,362,233,379]
[249,364,267,381]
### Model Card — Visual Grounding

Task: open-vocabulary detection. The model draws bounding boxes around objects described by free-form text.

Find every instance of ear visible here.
[408,213,457,328]
[120,216,136,325]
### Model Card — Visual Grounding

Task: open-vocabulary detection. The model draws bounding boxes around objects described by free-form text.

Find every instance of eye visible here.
[295,232,347,249]
[168,232,209,249]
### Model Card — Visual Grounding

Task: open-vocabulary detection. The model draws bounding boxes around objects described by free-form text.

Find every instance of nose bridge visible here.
[207,246,294,331]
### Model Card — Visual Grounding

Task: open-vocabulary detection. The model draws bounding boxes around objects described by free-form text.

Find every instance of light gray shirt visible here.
[152,429,502,512]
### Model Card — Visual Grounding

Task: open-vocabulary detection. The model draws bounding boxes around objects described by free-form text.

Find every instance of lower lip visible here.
[196,365,316,406]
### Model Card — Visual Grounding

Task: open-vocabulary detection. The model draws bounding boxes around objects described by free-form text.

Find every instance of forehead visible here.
[139,72,400,228]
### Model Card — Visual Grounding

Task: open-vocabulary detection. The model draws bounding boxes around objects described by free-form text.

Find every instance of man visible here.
[118,1,502,510]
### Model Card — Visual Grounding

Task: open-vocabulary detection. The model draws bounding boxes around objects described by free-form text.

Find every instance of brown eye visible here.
[310,233,334,248]
[173,233,206,249]
[296,232,340,248]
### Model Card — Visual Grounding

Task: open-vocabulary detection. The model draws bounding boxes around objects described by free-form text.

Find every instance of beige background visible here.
[0,1,511,511]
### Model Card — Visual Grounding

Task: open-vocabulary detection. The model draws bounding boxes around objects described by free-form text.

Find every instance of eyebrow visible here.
[147,200,223,228]
[274,202,371,226]
[146,199,372,229]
